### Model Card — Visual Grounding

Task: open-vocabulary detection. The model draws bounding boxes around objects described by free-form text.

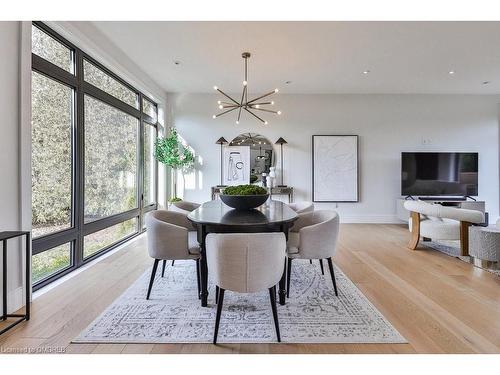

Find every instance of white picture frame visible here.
[312,135,359,202]
[222,145,250,186]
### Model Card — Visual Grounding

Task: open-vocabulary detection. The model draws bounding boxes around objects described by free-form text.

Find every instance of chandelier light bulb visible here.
[212,115,216,119]
[271,101,275,105]
[277,111,282,115]
[274,88,279,93]
[219,105,223,109]
[243,80,248,86]
[217,100,221,105]
[264,121,268,125]
[255,104,260,108]
[213,86,218,90]
[236,120,239,124]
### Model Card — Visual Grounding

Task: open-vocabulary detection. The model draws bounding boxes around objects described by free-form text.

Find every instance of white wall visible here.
[0,22,24,314]
[171,93,500,223]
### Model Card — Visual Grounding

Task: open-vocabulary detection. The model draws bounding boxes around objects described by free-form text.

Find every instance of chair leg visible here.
[269,285,281,342]
[215,285,219,304]
[161,260,167,277]
[319,259,324,275]
[309,259,312,264]
[171,260,175,266]
[195,259,201,299]
[213,287,225,344]
[327,257,339,296]
[286,258,292,298]
[146,259,160,300]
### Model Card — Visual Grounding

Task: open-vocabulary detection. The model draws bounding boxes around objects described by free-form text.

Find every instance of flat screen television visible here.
[401,152,478,197]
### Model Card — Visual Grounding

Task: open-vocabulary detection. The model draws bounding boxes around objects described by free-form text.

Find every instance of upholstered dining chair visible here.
[288,201,314,214]
[169,200,201,214]
[206,232,286,344]
[145,210,201,300]
[288,202,316,267]
[166,201,200,267]
[286,210,340,297]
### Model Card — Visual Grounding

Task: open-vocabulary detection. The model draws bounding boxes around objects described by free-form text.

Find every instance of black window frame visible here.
[31,21,159,290]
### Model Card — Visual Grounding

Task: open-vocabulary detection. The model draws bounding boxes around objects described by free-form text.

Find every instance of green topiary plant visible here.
[154,127,194,200]
[222,184,268,196]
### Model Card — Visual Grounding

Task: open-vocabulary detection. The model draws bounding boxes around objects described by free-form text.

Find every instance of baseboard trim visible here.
[340,215,401,224]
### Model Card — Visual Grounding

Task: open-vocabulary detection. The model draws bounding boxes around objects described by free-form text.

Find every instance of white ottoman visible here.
[469,226,500,270]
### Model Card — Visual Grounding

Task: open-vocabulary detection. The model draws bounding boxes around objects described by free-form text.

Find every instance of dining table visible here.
[187,199,298,307]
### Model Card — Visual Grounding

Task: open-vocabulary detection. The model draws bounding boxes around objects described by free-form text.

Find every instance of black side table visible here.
[0,231,31,335]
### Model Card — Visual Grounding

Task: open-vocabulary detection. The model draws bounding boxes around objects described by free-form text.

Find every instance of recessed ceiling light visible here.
[285,80,292,84]
[448,70,455,75]
[174,60,181,65]
[363,70,370,75]
[482,81,490,85]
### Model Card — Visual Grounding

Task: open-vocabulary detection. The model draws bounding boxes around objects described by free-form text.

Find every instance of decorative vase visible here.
[268,167,276,188]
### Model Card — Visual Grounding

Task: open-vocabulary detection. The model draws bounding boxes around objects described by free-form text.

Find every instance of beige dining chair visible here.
[288,201,314,214]
[169,200,201,214]
[145,210,201,300]
[165,201,200,267]
[206,232,286,344]
[286,210,340,297]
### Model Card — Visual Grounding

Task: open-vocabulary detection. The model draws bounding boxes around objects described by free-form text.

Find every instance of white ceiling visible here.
[89,21,500,94]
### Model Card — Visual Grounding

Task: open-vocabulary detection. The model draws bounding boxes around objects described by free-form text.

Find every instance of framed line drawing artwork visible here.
[223,145,250,186]
[312,135,359,202]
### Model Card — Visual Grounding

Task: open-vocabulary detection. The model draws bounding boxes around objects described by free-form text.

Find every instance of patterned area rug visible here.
[74,260,406,344]
[422,240,500,276]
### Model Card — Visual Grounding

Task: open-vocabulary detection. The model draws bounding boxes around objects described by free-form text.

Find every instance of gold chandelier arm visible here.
[237,86,247,122]
[216,88,240,105]
[244,107,266,124]
[249,101,273,106]
[246,90,277,105]
[248,107,279,114]
[215,106,239,118]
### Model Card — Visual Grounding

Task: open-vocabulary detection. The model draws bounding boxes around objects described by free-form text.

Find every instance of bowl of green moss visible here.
[220,185,269,210]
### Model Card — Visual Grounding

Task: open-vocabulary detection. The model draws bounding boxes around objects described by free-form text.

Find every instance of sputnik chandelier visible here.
[212,52,281,125]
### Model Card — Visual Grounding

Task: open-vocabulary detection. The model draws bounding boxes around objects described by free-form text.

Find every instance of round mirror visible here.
[229,133,275,183]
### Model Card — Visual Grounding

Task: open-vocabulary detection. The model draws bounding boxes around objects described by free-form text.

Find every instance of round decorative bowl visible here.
[219,194,269,210]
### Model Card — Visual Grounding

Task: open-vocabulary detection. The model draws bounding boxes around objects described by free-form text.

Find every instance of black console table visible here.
[1,231,31,335]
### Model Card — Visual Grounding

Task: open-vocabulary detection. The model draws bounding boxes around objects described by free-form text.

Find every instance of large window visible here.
[144,123,157,207]
[31,71,73,239]
[31,22,158,289]
[84,96,139,222]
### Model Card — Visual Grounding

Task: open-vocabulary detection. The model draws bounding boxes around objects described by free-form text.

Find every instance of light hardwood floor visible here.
[1,224,499,354]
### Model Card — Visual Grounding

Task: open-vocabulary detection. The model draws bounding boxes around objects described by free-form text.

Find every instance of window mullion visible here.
[74,48,85,269]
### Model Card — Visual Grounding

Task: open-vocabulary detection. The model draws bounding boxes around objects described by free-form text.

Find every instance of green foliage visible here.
[154,127,194,171]
[222,185,268,196]
[169,197,182,203]
[31,72,72,228]
[250,174,258,183]
[32,244,70,283]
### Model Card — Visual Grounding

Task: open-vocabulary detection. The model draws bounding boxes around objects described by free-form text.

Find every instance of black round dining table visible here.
[187,199,298,307]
